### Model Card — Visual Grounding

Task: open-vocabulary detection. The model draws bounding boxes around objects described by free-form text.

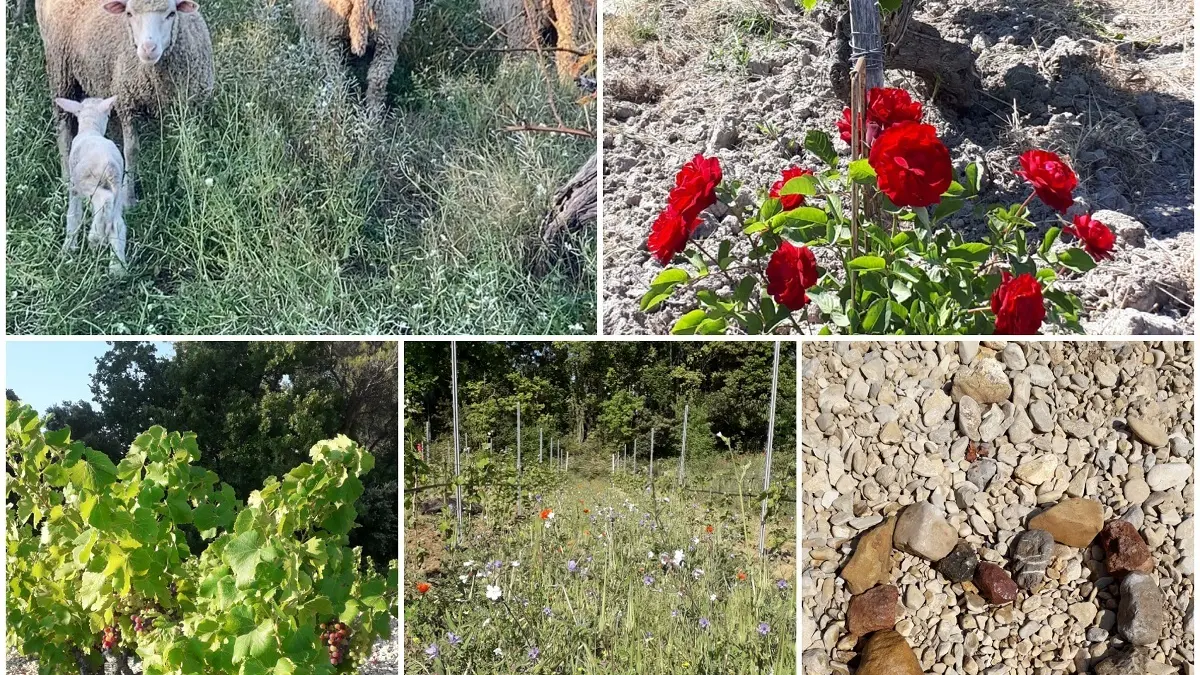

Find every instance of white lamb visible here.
[54,96,128,274]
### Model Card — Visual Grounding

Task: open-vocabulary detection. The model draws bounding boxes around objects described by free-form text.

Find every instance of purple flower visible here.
[447,632,462,646]
[425,644,440,660]
[543,606,553,617]
[699,617,711,630]
[776,579,789,590]
[567,560,578,573]
[487,559,503,571]
[528,646,540,661]
[758,622,770,635]
[643,575,654,586]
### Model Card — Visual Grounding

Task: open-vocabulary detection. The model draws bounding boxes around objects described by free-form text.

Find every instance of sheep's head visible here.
[101,0,200,66]
[55,97,118,133]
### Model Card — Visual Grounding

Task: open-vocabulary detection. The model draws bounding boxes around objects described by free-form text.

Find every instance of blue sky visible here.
[6,341,175,414]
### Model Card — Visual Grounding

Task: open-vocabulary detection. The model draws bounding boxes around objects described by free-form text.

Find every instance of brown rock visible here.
[840,517,896,595]
[848,584,899,636]
[1100,519,1155,576]
[975,562,1018,605]
[856,629,923,675]
[1028,498,1104,548]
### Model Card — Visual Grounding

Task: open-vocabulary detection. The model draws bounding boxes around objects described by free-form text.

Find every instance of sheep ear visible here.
[54,98,82,114]
[176,0,199,12]
[101,1,126,14]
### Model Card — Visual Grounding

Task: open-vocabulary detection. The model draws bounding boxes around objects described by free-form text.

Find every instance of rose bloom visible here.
[416,582,431,594]
[869,122,953,208]
[837,87,924,145]
[668,154,723,223]
[1017,149,1077,212]
[991,271,1046,335]
[765,241,819,311]
[1065,213,1115,260]
[647,206,695,264]
[768,166,814,211]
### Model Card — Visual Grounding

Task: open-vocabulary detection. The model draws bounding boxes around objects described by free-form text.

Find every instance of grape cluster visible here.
[132,614,151,633]
[100,625,120,652]
[320,621,351,666]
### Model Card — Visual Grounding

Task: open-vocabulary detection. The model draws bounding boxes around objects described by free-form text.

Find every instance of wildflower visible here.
[647,551,656,559]
[447,632,462,646]
[776,579,789,590]
[463,560,476,567]
[710,593,717,602]
[705,525,714,534]
[584,508,590,514]
[424,644,440,660]
[644,575,655,586]
[758,622,770,636]
[1017,149,1077,212]
[459,575,469,583]
[486,585,503,601]
[768,166,815,211]
[543,606,553,617]
[511,561,520,568]
[991,271,1046,335]
[699,617,711,630]
[1065,213,1115,261]
[528,647,540,661]
[416,582,431,594]
[673,550,684,566]
[567,560,578,573]
[736,571,747,581]
[487,560,503,571]
[494,647,503,657]
[765,241,819,311]
[540,508,553,520]
[693,568,704,579]
[869,122,953,208]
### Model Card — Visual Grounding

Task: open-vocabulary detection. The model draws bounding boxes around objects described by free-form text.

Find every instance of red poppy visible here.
[768,166,814,211]
[667,154,723,223]
[991,271,1046,335]
[836,88,924,145]
[647,206,695,264]
[765,241,819,311]
[736,571,747,581]
[705,525,714,534]
[583,508,590,514]
[1016,149,1077,212]
[868,122,953,208]
[1064,213,1115,260]
[416,582,431,594]
[540,508,552,520]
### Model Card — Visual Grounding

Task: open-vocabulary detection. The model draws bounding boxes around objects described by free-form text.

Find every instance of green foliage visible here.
[6,402,396,674]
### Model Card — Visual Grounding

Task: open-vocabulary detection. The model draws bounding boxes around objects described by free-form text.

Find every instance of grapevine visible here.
[6,401,398,674]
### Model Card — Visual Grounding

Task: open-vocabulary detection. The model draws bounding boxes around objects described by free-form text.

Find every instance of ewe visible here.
[36,0,214,201]
[54,97,128,274]
[294,0,414,110]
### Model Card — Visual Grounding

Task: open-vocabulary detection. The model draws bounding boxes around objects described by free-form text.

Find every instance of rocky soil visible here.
[602,0,1194,334]
[801,340,1195,673]
[5,617,400,674]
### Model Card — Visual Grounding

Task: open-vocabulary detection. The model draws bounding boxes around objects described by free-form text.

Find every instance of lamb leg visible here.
[63,192,83,252]
[120,112,138,205]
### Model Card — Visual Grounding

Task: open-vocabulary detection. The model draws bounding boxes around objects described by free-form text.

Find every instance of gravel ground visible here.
[5,617,400,674]
[601,0,1194,335]
[801,340,1195,674]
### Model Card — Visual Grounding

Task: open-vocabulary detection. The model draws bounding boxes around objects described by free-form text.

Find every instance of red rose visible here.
[991,271,1046,335]
[769,166,814,211]
[1016,149,1077,212]
[647,206,695,264]
[765,241,818,311]
[1065,213,1115,260]
[868,122,953,208]
[668,154,722,223]
[837,88,923,145]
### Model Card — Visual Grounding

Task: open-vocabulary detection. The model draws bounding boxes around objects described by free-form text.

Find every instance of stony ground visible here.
[602,0,1194,334]
[5,617,400,674]
[800,340,1194,674]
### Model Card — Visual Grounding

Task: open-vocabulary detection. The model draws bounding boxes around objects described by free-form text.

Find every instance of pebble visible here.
[848,584,899,635]
[1127,415,1169,447]
[922,390,953,426]
[975,562,1018,605]
[879,421,903,444]
[1028,400,1053,433]
[1146,462,1190,491]
[893,503,959,561]
[913,454,944,478]
[935,542,980,583]
[1123,478,1151,504]
[951,358,1012,404]
[958,395,982,440]
[1068,601,1098,626]
[841,516,896,595]
[1095,648,1150,675]
[1025,364,1054,387]
[1117,572,1165,645]
[801,649,832,675]
[1010,529,1055,589]
[1000,344,1026,370]
[1013,455,1058,485]
[1027,498,1104,548]
[856,630,923,675]
[1100,519,1155,575]
[966,458,998,491]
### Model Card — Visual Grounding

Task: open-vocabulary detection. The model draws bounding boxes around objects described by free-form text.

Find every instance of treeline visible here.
[404,341,796,460]
[7,342,397,567]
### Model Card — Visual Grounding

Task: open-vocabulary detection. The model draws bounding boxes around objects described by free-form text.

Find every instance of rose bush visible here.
[640,87,1114,334]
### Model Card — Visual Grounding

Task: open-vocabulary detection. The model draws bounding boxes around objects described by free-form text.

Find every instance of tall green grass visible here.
[6,0,595,334]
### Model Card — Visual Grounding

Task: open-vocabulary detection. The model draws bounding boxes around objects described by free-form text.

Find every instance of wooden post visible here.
[649,428,655,481]
[849,0,884,90]
[758,341,781,557]
[424,420,431,463]
[451,342,463,548]
[566,448,570,471]
[516,403,522,518]
[678,404,689,487]
[539,428,543,462]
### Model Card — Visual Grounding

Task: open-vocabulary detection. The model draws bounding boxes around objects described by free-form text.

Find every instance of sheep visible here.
[35,0,214,201]
[293,0,414,110]
[54,96,128,273]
